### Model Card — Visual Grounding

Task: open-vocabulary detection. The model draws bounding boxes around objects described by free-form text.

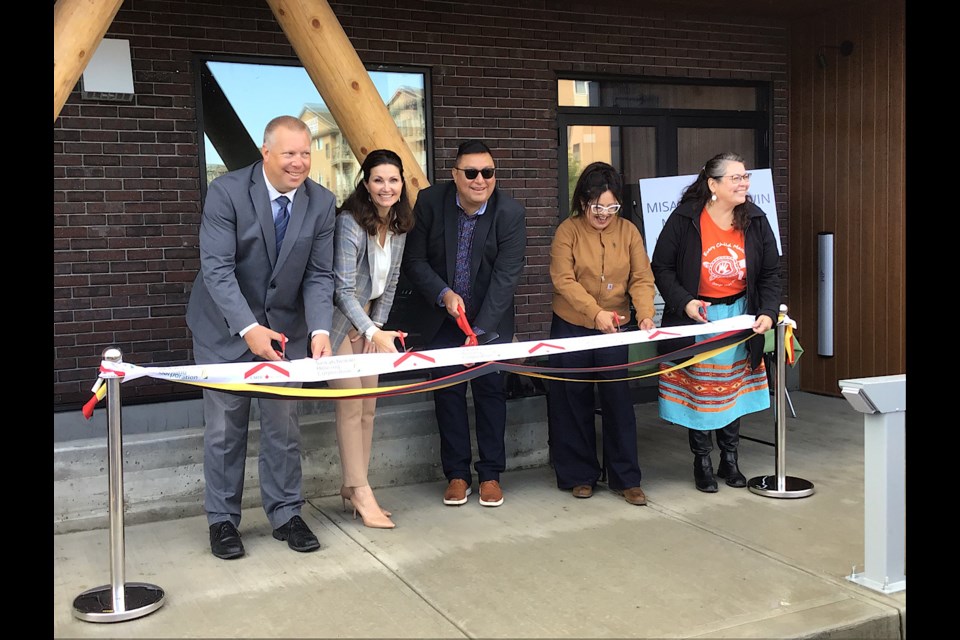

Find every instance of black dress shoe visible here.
[209,521,245,559]
[272,515,321,552]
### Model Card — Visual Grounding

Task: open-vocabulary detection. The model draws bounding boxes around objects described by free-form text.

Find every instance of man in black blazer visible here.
[186,115,336,559]
[402,140,526,507]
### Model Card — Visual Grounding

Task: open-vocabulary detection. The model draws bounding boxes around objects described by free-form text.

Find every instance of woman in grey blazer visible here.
[328,150,415,529]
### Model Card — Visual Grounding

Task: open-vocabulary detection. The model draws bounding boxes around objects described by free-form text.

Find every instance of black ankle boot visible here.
[693,454,718,492]
[716,450,746,487]
[688,430,718,493]
[715,420,746,488]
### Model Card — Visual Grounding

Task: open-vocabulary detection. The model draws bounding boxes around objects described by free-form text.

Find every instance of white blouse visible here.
[362,230,394,341]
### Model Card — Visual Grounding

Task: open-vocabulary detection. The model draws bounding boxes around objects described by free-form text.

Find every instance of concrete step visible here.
[54,395,549,534]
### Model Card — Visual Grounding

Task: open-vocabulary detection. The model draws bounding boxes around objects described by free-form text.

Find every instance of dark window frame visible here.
[194,53,434,205]
[556,73,772,222]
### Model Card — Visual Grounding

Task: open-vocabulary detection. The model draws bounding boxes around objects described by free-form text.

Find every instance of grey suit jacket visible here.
[186,161,336,363]
[329,211,407,352]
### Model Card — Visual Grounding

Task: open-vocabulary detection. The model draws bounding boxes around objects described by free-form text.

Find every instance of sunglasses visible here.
[453,167,496,180]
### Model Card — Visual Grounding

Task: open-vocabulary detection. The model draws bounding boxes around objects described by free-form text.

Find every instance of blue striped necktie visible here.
[274,196,290,254]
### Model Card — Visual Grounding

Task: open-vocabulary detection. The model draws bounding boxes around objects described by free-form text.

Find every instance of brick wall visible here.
[53,0,789,409]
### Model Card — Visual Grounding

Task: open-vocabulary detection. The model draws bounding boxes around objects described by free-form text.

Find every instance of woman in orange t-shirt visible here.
[651,153,781,493]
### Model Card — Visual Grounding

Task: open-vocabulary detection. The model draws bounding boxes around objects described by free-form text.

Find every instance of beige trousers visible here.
[328,334,380,488]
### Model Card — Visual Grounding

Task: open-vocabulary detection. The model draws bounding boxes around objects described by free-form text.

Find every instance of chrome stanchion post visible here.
[72,347,165,623]
[747,305,815,499]
[774,309,787,491]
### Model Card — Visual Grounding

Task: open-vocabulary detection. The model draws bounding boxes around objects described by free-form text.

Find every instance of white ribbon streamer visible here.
[100,315,757,385]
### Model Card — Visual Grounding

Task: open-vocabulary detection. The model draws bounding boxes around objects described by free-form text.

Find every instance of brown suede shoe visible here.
[478,480,504,507]
[616,486,647,506]
[442,478,472,505]
[572,485,593,499]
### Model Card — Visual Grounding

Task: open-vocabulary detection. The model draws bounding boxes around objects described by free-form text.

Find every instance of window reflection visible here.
[558,79,757,110]
[200,59,429,205]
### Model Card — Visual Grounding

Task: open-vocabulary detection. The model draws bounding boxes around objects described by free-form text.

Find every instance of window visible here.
[557,75,770,226]
[558,79,758,110]
[197,57,432,205]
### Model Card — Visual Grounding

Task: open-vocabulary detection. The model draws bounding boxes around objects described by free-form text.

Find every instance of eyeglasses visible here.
[453,167,496,180]
[589,203,622,215]
[720,173,752,184]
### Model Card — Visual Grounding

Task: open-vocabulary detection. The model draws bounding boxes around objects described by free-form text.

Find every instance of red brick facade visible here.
[53,0,790,409]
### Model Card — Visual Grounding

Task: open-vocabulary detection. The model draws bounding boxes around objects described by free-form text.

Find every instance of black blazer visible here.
[401,181,526,345]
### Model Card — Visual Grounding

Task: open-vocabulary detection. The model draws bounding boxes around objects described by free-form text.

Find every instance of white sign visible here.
[638,168,783,261]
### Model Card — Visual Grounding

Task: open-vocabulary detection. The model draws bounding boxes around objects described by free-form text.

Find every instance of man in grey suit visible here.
[186,115,336,559]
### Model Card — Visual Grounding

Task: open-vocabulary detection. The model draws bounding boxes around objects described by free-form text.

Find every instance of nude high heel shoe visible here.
[340,485,391,517]
[344,485,395,529]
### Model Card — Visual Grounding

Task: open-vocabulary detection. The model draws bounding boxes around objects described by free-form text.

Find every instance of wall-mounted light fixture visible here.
[816,40,854,69]
[80,39,135,102]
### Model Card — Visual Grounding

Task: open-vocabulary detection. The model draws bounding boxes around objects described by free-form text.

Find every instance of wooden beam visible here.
[53,0,126,123]
[265,0,430,205]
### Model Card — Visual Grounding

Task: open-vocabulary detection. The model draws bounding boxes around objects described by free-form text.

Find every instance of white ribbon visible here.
[100,315,757,385]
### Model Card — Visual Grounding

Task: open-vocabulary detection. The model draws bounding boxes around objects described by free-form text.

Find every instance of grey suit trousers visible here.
[195,340,304,530]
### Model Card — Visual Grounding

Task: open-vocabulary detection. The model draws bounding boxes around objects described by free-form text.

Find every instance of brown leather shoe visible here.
[617,486,647,506]
[572,485,593,498]
[443,478,472,505]
[478,480,504,507]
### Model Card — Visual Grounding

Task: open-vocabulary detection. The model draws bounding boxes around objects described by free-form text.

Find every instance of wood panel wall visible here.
[788,0,905,396]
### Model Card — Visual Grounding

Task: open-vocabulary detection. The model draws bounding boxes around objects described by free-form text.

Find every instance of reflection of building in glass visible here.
[300,87,427,204]
[388,87,426,169]
[567,126,612,167]
[558,80,612,176]
[206,164,229,184]
[298,88,426,205]
[299,105,356,204]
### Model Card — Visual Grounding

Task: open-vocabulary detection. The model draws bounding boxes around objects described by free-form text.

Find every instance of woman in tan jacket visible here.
[547,162,656,506]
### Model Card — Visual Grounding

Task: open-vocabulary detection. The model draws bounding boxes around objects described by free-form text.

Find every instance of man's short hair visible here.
[456,139,492,160]
[263,115,310,146]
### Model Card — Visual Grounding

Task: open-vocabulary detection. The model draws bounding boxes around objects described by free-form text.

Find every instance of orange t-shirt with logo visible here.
[698,208,747,299]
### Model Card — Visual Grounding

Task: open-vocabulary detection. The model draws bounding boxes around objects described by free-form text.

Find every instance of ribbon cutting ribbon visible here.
[80,325,757,416]
[78,314,799,420]
[89,315,759,387]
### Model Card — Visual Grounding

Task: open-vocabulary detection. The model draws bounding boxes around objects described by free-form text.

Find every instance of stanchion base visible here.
[747,475,815,499]
[72,582,165,623]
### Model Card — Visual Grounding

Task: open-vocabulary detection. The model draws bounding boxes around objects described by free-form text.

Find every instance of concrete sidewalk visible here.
[53,391,906,638]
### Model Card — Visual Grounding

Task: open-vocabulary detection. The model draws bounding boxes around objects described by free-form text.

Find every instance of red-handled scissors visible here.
[274,333,287,359]
[456,305,479,347]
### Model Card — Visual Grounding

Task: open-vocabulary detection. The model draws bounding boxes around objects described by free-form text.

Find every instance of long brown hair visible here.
[339,149,414,236]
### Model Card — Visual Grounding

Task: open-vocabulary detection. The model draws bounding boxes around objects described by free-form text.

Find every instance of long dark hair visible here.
[570,162,622,217]
[339,149,415,236]
[679,152,754,231]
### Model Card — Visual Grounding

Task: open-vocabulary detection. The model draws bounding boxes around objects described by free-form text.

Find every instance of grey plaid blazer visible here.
[329,210,407,352]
